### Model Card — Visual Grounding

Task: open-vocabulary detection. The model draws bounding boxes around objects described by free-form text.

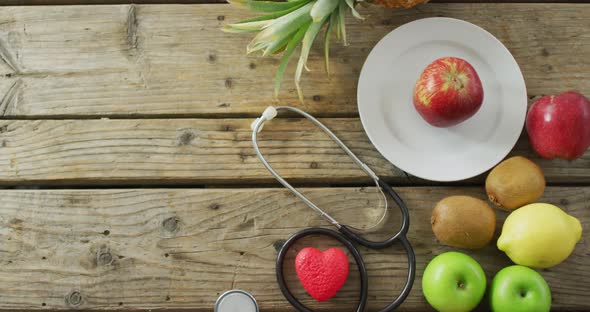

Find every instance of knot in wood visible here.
[176,128,197,146]
[224,78,233,89]
[66,290,82,307]
[97,252,113,266]
[162,217,179,232]
[208,53,217,63]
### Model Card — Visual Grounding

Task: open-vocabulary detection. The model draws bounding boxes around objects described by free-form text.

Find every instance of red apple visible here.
[413,57,484,127]
[526,91,590,160]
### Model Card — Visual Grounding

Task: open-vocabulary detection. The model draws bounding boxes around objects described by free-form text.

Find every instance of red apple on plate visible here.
[526,91,590,160]
[413,57,484,127]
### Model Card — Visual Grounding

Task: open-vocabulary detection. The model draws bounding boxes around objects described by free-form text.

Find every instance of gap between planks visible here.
[0,94,556,120]
[2,180,590,190]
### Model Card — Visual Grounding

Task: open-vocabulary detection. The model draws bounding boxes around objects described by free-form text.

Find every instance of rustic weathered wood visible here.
[3,0,590,6]
[0,118,587,186]
[0,186,587,311]
[0,2,588,312]
[0,4,588,117]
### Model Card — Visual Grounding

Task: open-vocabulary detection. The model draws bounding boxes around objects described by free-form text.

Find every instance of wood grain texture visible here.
[0,186,587,311]
[0,118,588,186]
[0,4,588,117]
[3,0,590,6]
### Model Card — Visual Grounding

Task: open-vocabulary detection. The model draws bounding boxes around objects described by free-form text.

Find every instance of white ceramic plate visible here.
[358,17,527,182]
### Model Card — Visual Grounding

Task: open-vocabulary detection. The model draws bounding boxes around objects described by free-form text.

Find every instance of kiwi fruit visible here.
[431,195,496,249]
[486,156,545,210]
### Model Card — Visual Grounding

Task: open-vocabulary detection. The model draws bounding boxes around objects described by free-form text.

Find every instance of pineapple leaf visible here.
[228,0,310,13]
[324,17,333,74]
[247,2,313,54]
[310,0,340,23]
[295,16,329,102]
[222,20,274,33]
[330,5,340,40]
[338,2,348,45]
[274,21,311,97]
[344,0,364,20]
[264,30,296,56]
[231,0,311,24]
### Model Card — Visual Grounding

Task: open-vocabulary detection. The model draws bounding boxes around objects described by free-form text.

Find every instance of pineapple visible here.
[223,0,427,102]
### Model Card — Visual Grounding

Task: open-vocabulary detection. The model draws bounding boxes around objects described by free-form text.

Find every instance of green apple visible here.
[490,265,551,312]
[422,252,486,312]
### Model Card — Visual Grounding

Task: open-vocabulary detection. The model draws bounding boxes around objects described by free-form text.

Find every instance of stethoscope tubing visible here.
[339,179,410,249]
[252,106,416,311]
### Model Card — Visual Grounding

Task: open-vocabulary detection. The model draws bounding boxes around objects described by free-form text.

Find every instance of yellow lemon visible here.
[497,203,582,269]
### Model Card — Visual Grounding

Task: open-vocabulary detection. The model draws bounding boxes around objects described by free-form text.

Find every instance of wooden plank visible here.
[0,186,587,311]
[0,118,588,186]
[0,4,588,117]
[3,0,590,6]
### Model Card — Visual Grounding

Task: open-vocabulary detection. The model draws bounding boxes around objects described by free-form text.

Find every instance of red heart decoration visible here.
[295,247,349,302]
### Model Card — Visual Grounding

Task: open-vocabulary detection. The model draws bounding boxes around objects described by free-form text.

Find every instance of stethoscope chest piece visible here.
[215,290,259,312]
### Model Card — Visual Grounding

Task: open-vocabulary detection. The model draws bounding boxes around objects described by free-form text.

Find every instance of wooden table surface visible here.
[0,0,588,311]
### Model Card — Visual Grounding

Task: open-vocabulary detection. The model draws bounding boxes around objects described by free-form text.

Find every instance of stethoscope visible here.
[251,106,416,312]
